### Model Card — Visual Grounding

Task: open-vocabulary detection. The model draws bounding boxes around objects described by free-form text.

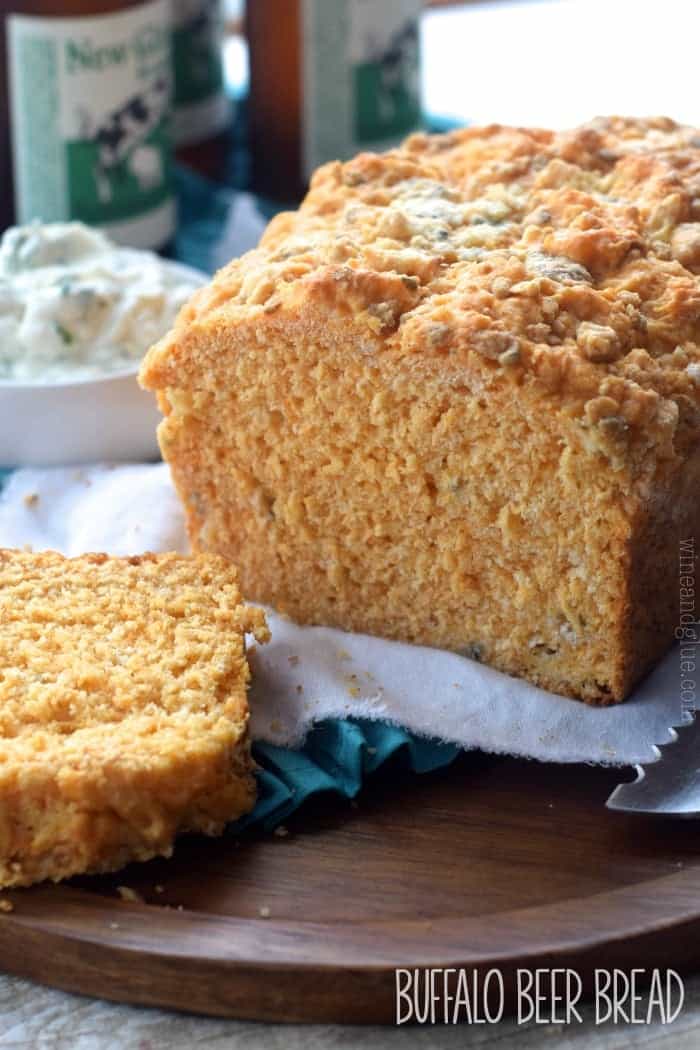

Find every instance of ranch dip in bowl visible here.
[0,222,207,466]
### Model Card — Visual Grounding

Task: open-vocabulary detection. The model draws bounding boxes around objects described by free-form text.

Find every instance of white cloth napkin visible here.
[0,464,684,766]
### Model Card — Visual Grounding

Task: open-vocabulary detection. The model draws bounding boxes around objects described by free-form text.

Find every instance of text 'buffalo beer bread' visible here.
[0,549,268,887]
[140,117,700,704]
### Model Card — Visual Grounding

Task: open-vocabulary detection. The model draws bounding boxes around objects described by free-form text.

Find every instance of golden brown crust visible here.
[140,118,700,703]
[144,117,700,461]
[0,549,268,887]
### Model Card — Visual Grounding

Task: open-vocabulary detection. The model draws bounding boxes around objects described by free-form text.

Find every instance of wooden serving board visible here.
[0,753,699,1023]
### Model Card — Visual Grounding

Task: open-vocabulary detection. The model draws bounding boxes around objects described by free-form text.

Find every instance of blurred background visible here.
[0,0,696,264]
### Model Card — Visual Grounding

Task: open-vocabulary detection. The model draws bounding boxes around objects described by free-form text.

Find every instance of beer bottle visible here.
[247,0,423,202]
[172,0,231,179]
[0,0,175,249]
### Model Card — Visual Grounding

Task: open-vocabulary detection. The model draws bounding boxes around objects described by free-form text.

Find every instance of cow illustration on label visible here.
[352,10,421,145]
[66,74,171,226]
[374,20,420,128]
[91,76,169,203]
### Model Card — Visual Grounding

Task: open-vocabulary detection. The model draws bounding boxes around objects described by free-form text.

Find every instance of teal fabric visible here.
[172,168,234,274]
[243,721,458,833]
[172,164,290,275]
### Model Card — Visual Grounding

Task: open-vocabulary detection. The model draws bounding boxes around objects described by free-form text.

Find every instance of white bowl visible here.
[0,367,163,467]
[0,261,207,467]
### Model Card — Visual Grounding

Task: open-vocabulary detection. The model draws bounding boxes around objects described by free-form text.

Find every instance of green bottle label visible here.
[172,0,224,107]
[301,0,423,178]
[352,11,421,142]
[8,1,174,248]
[171,0,230,146]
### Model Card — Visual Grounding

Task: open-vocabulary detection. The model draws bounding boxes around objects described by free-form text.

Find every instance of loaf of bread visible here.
[141,117,700,704]
[0,549,268,887]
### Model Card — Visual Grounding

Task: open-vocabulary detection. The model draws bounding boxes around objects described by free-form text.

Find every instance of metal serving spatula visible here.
[607,715,700,817]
